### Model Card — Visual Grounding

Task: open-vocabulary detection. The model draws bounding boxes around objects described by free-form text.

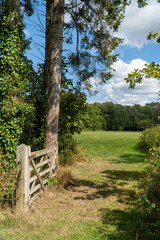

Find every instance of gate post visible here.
[16,144,31,211]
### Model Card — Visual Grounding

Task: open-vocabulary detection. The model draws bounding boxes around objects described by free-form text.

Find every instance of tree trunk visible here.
[44,0,64,152]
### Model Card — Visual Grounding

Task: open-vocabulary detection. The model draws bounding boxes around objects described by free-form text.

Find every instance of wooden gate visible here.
[0,169,20,206]
[16,144,58,211]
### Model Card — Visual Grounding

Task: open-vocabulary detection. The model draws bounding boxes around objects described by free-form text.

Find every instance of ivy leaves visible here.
[0,1,34,170]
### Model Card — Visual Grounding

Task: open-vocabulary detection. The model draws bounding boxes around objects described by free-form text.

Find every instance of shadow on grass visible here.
[109,142,146,164]
[72,168,141,205]
[101,169,142,182]
[70,145,144,219]
[133,142,146,153]
[96,208,141,240]
[110,153,146,164]
[96,207,159,240]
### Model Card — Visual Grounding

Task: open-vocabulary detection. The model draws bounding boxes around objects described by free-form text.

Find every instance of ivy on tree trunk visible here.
[0,0,34,170]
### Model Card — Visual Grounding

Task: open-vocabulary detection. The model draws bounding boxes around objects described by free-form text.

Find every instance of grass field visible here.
[0,131,146,240]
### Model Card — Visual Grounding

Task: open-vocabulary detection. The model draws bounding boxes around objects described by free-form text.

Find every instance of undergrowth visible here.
[59,133,87,165]
[136,147,160,239]
[140,125,160,150]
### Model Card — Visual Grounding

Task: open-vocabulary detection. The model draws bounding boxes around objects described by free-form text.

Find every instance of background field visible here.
[0,131,146,240]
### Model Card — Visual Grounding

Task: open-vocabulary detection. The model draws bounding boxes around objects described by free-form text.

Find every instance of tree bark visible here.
[44,0,65,151]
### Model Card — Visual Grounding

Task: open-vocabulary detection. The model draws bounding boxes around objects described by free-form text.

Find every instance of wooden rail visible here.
[16,144,58,211]
[0,171,19,205]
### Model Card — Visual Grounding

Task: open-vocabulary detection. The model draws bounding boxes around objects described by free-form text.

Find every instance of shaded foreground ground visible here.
[0,131,146,240]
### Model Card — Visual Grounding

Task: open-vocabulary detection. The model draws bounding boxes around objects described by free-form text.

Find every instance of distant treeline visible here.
[84,102,160,131]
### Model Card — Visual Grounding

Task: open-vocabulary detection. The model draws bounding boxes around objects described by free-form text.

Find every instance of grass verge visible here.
[0,131,146,239]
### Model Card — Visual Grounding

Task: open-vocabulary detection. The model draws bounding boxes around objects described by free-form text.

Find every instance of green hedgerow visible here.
[139,125,160,150]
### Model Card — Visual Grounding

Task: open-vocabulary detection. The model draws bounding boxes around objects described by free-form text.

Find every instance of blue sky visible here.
[25,0,160,106]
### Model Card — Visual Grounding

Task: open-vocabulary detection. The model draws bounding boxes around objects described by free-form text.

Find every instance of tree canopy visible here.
[84,102,160,131]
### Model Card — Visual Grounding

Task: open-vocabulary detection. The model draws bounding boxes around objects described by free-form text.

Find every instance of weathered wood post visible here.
[49,147,58,177]
[16,144,31,211]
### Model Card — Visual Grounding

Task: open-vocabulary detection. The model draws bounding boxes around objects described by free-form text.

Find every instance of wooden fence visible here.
[16,144,58,211]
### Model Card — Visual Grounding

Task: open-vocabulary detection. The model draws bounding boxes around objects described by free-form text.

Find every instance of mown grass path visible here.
[0,131,146,240]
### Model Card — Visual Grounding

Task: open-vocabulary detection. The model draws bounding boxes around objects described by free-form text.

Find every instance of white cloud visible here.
[64,12,71,23]
[64,0,72,23]
[102,58,160,105]
[24,30,30,37]
[88,77,101,91]
[116,1,160,48]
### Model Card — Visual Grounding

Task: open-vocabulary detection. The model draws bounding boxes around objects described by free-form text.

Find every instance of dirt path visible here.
[0,132,145,240]
[26,158,142,239]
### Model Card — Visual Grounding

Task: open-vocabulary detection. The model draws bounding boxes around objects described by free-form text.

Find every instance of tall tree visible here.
[44,0,150,154]
[44,0,64,151]
[44,0,131,153]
